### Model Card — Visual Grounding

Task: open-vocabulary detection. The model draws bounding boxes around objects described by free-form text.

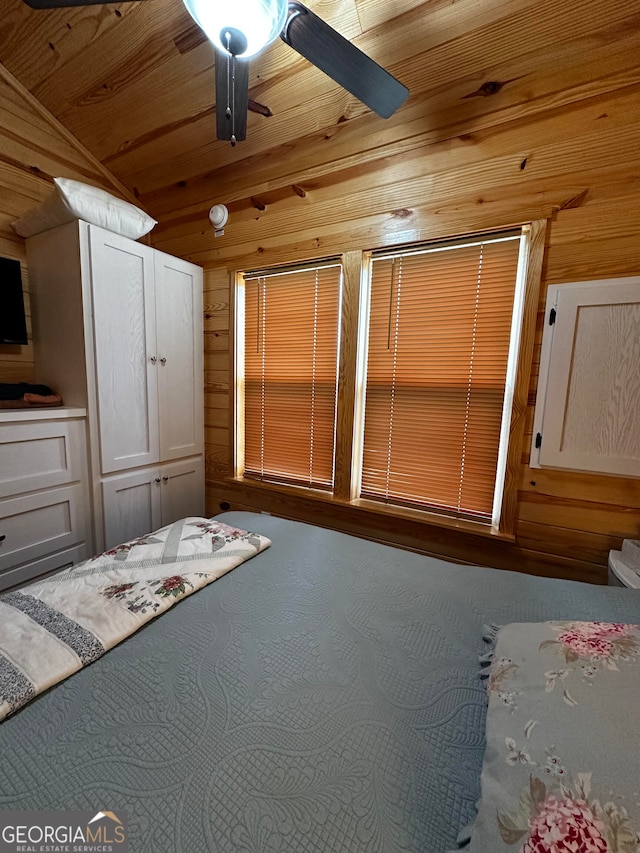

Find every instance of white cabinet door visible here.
[155,251,204,461]
[160,457,205,526]
[90,227,159,474]
[102,458,204,549]
[532,277,640,475]
[102,468,162,550]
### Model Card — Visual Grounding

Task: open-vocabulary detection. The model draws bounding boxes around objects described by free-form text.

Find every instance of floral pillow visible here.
[467,621,640,853]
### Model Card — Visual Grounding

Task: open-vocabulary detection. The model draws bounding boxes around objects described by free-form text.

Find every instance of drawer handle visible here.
[160,357,167,365]
[155,477,161,483]
[150,356,158,365]
[162,476,169,482]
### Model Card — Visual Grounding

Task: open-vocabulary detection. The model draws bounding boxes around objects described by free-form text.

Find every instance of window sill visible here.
[352,497,513,540]
[227,476,516,543]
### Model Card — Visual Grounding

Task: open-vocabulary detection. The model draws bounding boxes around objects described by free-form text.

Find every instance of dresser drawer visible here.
[0,544,89,593]
[0,419,86,499]
[0,484,88,573]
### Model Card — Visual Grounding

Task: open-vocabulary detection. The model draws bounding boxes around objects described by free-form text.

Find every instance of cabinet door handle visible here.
[155,477,161,483]
[150,356,158,365]
[162,476,169,482]
[0,534,5,543]
[160,357,167,365]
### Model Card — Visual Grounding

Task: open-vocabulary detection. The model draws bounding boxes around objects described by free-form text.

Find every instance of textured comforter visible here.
[0,512,638,853]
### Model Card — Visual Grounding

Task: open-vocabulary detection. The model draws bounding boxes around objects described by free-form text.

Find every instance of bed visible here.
[0,511,638,853]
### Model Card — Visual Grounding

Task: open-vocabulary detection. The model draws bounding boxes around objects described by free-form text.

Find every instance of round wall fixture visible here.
[209,204,229,230]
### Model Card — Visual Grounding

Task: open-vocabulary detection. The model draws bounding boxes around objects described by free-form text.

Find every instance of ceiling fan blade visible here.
[22,0,142,7]
[281,2,409,119]
[215,49,249,143]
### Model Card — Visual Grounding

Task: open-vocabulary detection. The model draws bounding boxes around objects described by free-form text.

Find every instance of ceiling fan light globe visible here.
[182,0,288,58]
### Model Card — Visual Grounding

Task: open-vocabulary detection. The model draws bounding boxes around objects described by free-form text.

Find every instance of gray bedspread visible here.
[1,512,639,853]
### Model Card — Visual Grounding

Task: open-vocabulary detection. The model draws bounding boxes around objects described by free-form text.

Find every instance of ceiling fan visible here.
[21,0,410,145]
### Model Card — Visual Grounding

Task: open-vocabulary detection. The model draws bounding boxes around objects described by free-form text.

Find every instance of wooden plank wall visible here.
[0,63,139,387]
[148,0,640,583]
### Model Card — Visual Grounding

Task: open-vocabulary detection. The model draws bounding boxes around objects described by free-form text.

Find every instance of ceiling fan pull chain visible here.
[225,47,231,121]
[230,53,237,147]
[222,30,236,147]
[221,29,237,147]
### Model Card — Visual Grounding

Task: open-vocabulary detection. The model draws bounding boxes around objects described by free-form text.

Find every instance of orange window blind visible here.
[243,263,342,490]
[360,234,522,520]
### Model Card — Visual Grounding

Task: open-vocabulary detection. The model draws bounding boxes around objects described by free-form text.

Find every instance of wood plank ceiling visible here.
[4,0,626,238]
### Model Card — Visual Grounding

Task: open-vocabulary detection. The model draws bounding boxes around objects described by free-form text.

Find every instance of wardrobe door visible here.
[531,276,640,476]
[154,251,204,461]
[90,226,159,473]
[160,457,205,527]
[102,468,162,550]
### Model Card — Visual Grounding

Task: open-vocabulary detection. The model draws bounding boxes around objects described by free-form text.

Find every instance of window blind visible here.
[243,263,342,490]
[360,234,522,520]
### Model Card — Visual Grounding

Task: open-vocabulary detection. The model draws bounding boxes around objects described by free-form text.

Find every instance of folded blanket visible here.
[22,392,62,405]
[0,517,270,722]
[0,382,63,408]
[0,382,55,401]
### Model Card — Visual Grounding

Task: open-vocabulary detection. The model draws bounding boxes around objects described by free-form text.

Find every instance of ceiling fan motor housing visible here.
[183,0,288,58]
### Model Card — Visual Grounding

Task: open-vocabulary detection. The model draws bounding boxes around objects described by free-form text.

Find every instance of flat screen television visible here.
[0,256,28,345]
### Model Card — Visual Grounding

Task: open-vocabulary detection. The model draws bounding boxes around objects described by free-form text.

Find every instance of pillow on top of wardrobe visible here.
[12,177,157,240]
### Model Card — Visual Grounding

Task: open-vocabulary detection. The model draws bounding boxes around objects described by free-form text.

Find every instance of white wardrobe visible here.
[28,220,204,552]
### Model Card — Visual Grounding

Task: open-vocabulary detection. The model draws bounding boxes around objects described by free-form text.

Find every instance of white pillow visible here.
[12,177,157,240]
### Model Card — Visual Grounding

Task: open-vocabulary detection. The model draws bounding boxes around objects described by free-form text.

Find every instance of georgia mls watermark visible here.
[0,811,127,853]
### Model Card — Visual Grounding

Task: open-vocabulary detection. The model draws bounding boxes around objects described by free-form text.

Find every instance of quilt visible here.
[0,517,270,722]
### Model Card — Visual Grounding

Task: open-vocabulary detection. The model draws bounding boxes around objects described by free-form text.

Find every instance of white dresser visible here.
[0,408,91,591]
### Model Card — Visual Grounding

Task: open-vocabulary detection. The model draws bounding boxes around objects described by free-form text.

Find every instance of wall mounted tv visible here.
[0,257,28,345]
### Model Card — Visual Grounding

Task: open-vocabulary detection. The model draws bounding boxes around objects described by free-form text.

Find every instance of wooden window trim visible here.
[229,474,515,541]
[333,250,363,501]
[497,219,547,535]
[231,220,547,538]
[232,269,244,479]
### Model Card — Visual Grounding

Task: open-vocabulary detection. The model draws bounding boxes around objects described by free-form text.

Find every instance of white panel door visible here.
[102,468,162,550]
[160,457,205,526]
[154,251,204,461]
[90,226,159,474]
[532,277,640,475]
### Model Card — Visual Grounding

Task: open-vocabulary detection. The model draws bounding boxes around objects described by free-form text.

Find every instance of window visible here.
[358,231,526,523]
[235,223,540,531]
[237,261,342,490]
